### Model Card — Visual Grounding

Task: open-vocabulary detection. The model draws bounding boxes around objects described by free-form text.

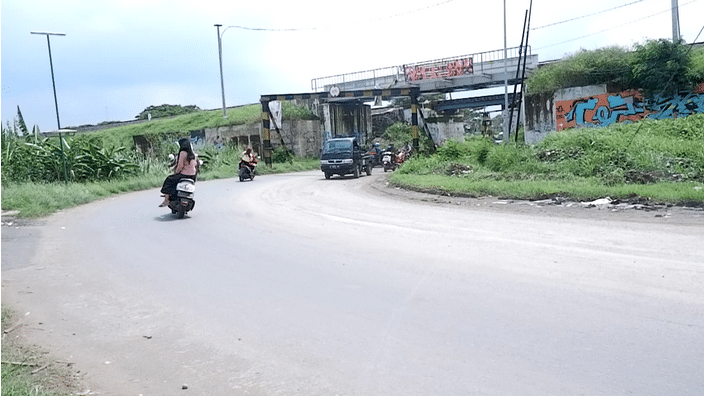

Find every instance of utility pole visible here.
[31,31,69,182]
[503,0,509,143]
[671,0,681,42]
[214,24,227,118]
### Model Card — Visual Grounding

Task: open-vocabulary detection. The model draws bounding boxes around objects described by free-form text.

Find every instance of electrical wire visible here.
[534,0,701,51]
[225,0,456,32]
[532,0,646,30]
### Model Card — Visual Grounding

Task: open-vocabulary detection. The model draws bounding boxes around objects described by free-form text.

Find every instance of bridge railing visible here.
[310,66,402,92]
[311,46,531,92]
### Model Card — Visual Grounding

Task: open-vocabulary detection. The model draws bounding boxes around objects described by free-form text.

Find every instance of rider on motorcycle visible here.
[160,138,198,207]
[239,147,257,174]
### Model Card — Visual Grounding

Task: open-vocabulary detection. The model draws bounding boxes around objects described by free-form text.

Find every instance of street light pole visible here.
[214,24,227,118]
[31,30,68,181]
[31,31,65,130]
[671,0,681,42]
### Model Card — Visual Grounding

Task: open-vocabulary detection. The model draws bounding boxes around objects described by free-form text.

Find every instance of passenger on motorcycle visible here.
[160,138,198,207]
[239,147,257,173]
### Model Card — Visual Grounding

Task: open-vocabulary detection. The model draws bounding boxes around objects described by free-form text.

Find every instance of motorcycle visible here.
[239,159,257,181]
[167,177,196,219]
[367,148,382,168]
[382,150,397,172]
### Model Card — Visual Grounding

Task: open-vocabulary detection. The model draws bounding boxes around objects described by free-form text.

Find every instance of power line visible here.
[532,0,646,30]
[227,0,456,32]
[535,0,701,51]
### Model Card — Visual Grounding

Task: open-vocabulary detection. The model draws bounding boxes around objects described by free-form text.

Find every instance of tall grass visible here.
[392,114,704,204]
[1,150,320,218]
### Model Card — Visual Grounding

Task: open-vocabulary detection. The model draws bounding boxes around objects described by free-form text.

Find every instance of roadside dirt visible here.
[367,176,704,227]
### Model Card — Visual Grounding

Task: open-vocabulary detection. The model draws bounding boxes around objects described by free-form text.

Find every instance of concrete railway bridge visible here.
[259,46,538,164]
[309,45,539,112]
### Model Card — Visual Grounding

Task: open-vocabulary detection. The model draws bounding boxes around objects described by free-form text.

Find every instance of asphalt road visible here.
[2,171,704,395]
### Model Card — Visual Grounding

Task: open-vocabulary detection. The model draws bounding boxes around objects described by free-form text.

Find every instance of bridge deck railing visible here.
[311,46,531,92]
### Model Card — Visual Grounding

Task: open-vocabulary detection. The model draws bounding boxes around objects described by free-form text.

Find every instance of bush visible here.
[272,146,294,163]
[136,104,201,120]
[382,122,435,154]
[485,144,521,172]
[526,46,633,94]
[627,39,695,98]
[436,140,468,161]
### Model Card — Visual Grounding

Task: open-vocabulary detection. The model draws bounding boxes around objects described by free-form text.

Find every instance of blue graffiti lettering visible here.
[647,92,704,120]
[564,92,703,128]
[564,98,598,127]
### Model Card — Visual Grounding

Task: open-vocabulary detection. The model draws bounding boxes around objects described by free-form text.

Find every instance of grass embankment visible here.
[2,305,84,396]
[2,102,320,218]
[390,114,704,205]
[1,158,320,218]
[77,102,316,149]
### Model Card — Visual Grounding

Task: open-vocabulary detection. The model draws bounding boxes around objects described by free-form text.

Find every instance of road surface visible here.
[2,171,704,395]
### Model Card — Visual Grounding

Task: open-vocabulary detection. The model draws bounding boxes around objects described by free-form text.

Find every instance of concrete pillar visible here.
[261,100,272,166]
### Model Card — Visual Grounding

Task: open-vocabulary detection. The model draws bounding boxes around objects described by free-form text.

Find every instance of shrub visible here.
[436,140,468,161]
[136,104,201,120]
[272,146,294,163]
[627,39,695,98]
[526,46,633,94]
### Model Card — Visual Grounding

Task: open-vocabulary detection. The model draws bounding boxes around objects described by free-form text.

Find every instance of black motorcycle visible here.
[167,178,196,219]
[239,161,256,181]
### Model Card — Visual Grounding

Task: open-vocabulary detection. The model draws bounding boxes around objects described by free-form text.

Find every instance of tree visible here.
[16,106,28,135]
[627,39,694,99]
[135,104,201,120]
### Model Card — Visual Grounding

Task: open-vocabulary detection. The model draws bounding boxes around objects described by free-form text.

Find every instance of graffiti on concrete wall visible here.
[404,57,473,82]
[646,91,704,120]
[556,89,704,131]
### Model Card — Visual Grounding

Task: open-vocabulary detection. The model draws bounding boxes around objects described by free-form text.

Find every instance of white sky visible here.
[2,0,703,131]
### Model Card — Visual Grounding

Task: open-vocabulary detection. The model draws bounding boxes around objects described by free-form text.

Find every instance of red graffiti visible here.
[405,57,473,82]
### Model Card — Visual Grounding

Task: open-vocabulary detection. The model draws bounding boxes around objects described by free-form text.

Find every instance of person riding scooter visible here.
[239,147,258,177]
[160,138,198,207]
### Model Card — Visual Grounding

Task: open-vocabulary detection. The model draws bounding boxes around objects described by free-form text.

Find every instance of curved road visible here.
[2,171,704,395]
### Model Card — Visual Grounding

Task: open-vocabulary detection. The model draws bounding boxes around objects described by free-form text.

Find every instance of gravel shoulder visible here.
[367,175,704,227]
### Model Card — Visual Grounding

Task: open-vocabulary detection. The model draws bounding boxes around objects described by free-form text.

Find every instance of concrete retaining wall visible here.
[204,119,323,157]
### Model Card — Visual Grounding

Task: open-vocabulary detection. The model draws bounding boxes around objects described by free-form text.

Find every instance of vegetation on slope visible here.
[527,40,704,95]
[389,114,704,204]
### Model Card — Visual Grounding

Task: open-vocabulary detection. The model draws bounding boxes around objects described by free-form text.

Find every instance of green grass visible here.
[390,172,704,203]
[388,114,704,205]
[1,157,320,218]
[2,305,83,396]
[525,44,704,95]
[68,102,317,150]
[73,105,263,149]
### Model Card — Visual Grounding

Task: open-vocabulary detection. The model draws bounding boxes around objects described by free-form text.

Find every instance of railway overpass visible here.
[310,45,538,110]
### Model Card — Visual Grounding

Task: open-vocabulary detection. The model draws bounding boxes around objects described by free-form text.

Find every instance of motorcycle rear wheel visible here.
[176,204,186,219]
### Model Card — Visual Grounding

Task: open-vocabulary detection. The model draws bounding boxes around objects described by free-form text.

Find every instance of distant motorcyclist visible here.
[239,147,258,174]
[369,142,383,167]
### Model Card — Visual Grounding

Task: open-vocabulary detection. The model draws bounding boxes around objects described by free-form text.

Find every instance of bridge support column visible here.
[261,100,272,166]
[411,95,419,152]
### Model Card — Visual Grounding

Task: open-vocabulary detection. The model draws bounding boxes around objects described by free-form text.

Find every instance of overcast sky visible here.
[2,0,703,131]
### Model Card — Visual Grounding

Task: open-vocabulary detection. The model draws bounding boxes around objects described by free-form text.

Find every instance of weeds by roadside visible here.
[1,157,320,218]
[1,305,84,396]
[390,114,704,206]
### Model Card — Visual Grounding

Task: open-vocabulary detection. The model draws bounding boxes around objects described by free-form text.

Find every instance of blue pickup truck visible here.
[320,137,373,179]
